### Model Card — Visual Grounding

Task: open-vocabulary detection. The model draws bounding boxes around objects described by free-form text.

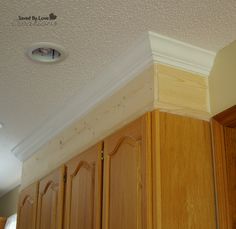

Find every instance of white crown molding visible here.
[11,32,153,161]
[148,31,216,76]
[12,31,216,161]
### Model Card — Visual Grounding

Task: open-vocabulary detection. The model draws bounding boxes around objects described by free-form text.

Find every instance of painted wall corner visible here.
[209,41,236,115]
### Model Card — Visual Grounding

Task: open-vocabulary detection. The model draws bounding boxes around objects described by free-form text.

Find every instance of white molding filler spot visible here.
[12,31,216,161]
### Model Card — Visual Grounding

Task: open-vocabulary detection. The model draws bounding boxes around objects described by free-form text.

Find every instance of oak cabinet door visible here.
[64,143,103,229]
[36,166,65,229]
[17,183,38,229]
[103,114,152,229]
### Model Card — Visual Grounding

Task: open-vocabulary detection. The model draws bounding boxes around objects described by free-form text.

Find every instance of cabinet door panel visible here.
[103,114,152,229]
[17,183,38,229]
[37,166,65,229]
[65,143,103,229]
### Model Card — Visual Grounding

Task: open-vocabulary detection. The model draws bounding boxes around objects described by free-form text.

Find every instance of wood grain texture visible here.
[153,111,216,229]
[213,105,236,128]
[224,127,236,228]
[211,119,231,229]
[36,166,65,229]
[211,105,236,229]
[64,143,103,229]
[103,113,152,229]
[17,182,38,229]
[157,64,209,113]
[0,217,7,229]
[151,111,162,229]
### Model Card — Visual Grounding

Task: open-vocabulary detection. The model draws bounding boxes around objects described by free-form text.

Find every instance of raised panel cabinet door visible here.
[36,166,65,229]
[17,182,38,229]
[103,113,152,229]
[64,143,103,229]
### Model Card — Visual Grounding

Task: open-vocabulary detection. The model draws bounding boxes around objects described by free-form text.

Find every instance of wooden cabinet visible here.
[211,105,236,229]
[17,183,38,229]
[64,143,103,229]
[152,111,216,229]
[36,166,65,229]
[0,217,7,229]
[17,110,218,229]
[224,127,236,228]
[102,114,152,229]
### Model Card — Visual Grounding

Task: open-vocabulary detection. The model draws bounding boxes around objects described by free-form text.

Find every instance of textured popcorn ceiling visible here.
[0,0,236,196]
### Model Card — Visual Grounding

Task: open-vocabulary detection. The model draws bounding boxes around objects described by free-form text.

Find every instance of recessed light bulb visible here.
[0,123,3,128]
[27,42,67,63]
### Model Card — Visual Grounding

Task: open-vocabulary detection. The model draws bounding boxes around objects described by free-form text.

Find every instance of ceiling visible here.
[1,0,236,197]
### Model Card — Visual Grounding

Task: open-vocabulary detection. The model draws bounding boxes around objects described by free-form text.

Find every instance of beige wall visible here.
[209,40,236,115]
[0,186,20,217]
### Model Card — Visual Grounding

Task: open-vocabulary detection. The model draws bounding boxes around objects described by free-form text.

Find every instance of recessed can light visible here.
[27,42,67,63]
[0,123,4,129]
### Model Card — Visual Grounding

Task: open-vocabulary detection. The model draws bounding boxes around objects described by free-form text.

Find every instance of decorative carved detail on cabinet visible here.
[36,166,65,229]
[17,183,38,229]
[16,110,218,229]
[64,143,103,229]
[103,113,152,229]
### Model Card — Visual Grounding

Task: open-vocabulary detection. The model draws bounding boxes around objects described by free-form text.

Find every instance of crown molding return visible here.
[12,31,216,161]
[148,31,216,76]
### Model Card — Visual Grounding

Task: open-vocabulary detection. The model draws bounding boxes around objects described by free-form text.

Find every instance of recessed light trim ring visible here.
[27,42,67,63]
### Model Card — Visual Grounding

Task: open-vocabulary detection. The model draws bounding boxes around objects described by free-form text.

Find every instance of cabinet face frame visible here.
[36,166,65,229]
[17,182,38,229]
[212,105,236,229]
[64,143,103,229]
[102,113,152,229]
